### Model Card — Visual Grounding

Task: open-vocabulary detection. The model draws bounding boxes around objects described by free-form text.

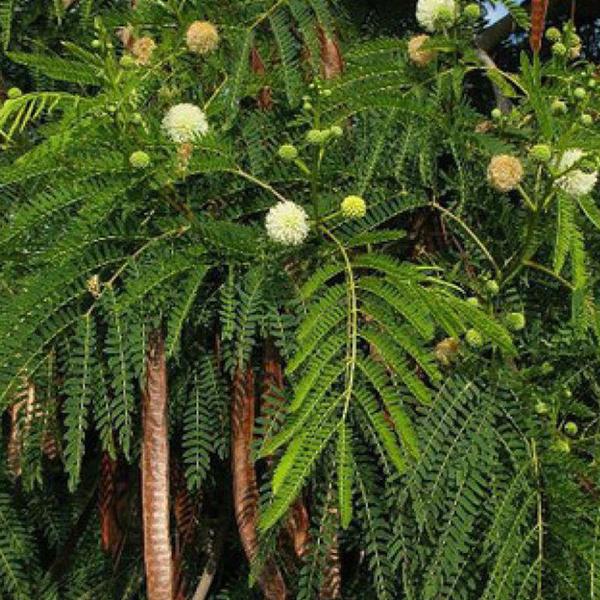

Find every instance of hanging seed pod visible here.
[141,331,173,600]
[99,452,122,556]
[232,366,287,599]
[530,0,549,53]
[317,25,344,80]
[250,46,273,110]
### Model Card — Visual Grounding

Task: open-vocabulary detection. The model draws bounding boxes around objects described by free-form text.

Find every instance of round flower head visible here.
[465,329,483,349]
[7,87,22,99]
[186,21,219,55]
[416,0,457,32]
[132,36,156,65]
[554,149,598,198]
[485,279,500,296]
[564,422,578,436]
[265,201,310,246]
[162,103,209,143]
[529,144,552,163]
[129,150,151,169]
[506,311,526,332]
[341,195,367,219]
[545,27,561,42]
[552,42,567,57]
[306,129,328,145]
[551,99,567,114]
[535,401,549,415]
[569,44,582,59]
[434,337,460,367]
[278,144,298,161]
[408,34,437,67]
[463,3,481,20]
[487,154,524,192]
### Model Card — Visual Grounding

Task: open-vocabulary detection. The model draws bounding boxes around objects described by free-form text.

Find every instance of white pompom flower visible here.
[416,0,457,32]
[265,201,310,246]
[162,103,209,143]
[554,149,598,198]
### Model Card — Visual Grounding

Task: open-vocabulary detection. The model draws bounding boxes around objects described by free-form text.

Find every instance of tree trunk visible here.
[142,331,173,600]
[231,366,287,599]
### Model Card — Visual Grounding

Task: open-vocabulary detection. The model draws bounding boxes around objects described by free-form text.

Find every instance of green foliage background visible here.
[0,0,600,598]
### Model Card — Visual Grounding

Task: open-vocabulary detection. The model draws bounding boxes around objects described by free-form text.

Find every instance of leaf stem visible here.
[320,225,357,422]
[431,202,501,278]
[522,260,574,291]
[232,168,290,203]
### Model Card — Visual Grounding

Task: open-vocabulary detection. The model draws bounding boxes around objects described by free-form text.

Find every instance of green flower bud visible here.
[529,144,552,163]
[541,362,554,375]
[573,87,586,101]
[581,114,593,126]
[552,42,567,57]
[463,3,481,20]
[91,39,102,48]
[303,101,313,112]
[535,401,549,415]
[129,150,151,169]
[545,27,562,43]
[588,78,597,89]
[465,329,483,349]
[551,99,567,114]
[554,439,571,453]
[506,312,526,332]
[119,54,137,68]
[131,112,143,124]
[341,195,367,219]
[306,129,328,145]
[466,296,480,307]
[563,387,572,399]
[485,279,500,296]
[491,108,502,121]
[277,144,299,161]
[321,89,332,97]
[329,125,343,138]
[6,87,22,99]
[564,421,578,436]
[565,32,581,48]
[435,6,455,27]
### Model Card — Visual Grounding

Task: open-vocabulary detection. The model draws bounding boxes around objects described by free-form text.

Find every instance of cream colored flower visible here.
[555,149,598,198]
[416,0,457,32]
[434,337,459,366]
[265,201,310,246]
[131,36,156,65]
[186,21,219,55]
[408,34,437,67]
[487,154,524,192]
[162,103,209,143]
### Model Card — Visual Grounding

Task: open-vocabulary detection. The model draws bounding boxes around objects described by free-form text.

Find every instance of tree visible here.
[0,0,599,598]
